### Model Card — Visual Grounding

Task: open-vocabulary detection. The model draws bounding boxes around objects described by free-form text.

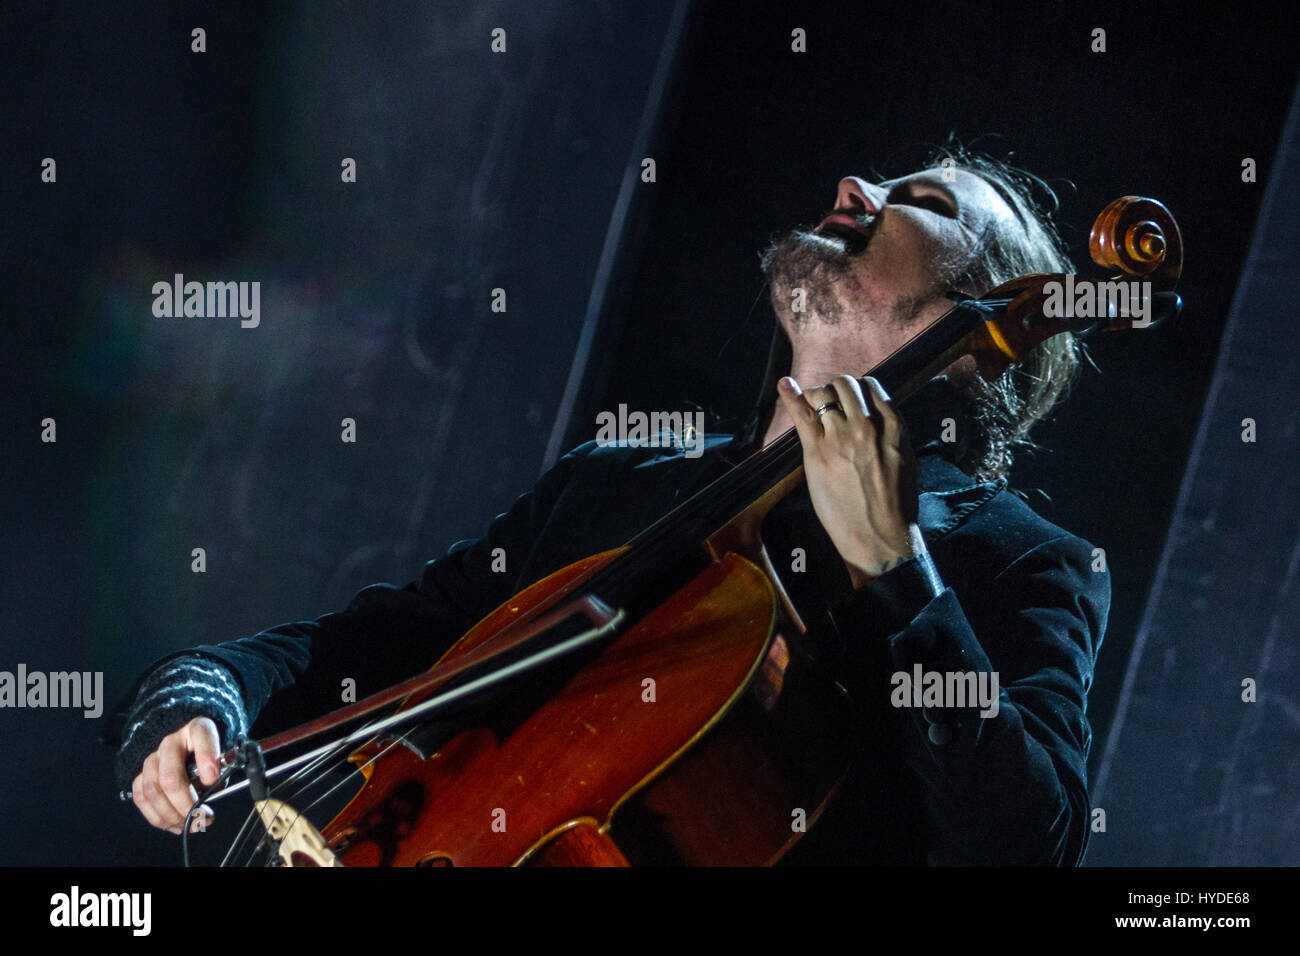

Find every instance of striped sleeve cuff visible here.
[114,655,249,792]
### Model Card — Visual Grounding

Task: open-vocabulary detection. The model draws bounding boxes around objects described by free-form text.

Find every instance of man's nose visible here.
[835,176,887,215]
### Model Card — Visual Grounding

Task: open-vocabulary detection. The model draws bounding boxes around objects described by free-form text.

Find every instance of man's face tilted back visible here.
[762,168,1021,371]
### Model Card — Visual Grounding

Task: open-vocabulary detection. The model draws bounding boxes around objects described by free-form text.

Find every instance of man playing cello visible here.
[109,148,1108,866]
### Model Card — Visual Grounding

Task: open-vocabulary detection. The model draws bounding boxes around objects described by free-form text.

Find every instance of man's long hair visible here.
[927,145,1080,481]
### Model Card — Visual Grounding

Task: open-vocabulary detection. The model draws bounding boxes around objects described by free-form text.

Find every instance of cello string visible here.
[218,718,424,866]
[259,730,429,865]
[204,708,412,804]
[230,729,391,866]
[219,599,629,864]
[269,718,383,802]
[261,613,637,861]
[238,623,602,861]
[221,808,262,868]
[277,733,411,821]
[221,728,375,867]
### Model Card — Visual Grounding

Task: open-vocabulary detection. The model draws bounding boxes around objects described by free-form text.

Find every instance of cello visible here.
[183,195,1183,867]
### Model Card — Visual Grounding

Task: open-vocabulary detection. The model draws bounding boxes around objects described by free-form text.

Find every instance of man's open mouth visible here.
[814,212,876,252]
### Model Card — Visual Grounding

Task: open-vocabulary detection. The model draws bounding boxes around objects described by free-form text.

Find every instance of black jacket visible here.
[106,377,1109,865]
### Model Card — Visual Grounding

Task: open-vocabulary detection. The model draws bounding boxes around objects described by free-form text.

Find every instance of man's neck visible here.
[758,313,981,448]
[760,350,879,447]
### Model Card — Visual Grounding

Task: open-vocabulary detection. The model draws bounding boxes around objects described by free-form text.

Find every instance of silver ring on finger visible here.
[813,401,842,418]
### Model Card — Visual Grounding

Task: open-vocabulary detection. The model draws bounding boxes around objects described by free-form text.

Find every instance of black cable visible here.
[181,762,237,867]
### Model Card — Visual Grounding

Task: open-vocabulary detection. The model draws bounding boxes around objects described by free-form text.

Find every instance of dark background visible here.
[2,1,1296,866]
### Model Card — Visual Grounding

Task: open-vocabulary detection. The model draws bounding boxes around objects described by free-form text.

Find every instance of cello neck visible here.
[579,299,991,611]
[631,298,986,547]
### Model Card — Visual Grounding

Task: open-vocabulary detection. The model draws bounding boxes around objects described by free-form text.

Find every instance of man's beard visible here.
[759,225,946,332]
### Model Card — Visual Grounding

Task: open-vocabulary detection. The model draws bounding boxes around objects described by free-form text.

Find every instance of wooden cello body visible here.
[322,546,857,866]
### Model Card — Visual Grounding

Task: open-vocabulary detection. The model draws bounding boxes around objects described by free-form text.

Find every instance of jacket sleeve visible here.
[105,441,598,791]
[827,533,1109,865]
